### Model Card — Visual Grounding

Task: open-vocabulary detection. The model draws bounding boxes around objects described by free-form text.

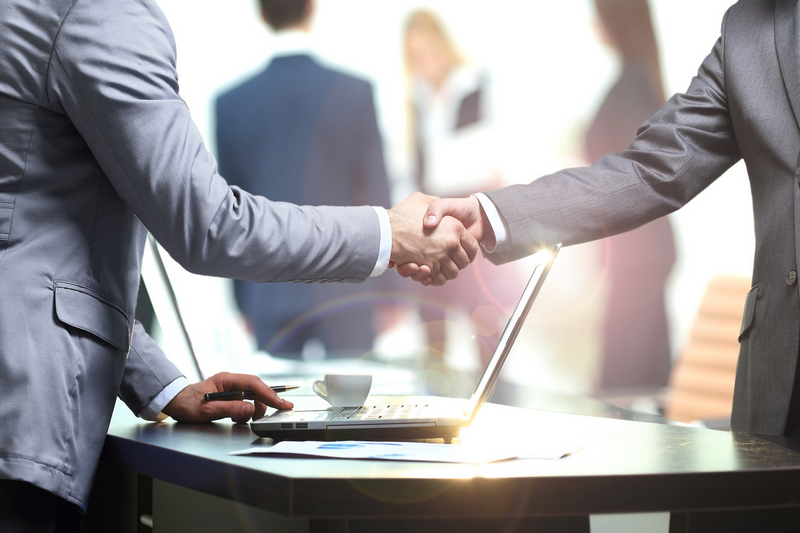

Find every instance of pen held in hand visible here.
[204,386,299,402]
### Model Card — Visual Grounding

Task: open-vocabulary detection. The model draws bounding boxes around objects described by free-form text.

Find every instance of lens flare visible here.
[261,290,465,354]
[470,305,504,337]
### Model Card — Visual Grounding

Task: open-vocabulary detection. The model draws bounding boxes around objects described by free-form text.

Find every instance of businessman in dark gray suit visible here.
[421,0,800,440]
[0,0,477,529]
[216,0,393,358]
[415,5,800,529]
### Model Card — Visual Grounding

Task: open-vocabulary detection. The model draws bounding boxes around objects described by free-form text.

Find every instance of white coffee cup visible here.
[312,373,372,407]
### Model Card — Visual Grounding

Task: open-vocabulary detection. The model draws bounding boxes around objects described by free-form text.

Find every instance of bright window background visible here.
[151,0,751,393]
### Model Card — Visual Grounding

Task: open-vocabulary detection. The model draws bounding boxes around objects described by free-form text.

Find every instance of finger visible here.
[200,399,255,424]
[409,264,431,283]
[248,375,294,411]
[253,400,268,421]
[213,373,294,411]
[451,243,471,271]
[423,198,472,229]
[416,273,434,286]
[410,271,429,283]
[423,200,448,229]
[429,270,449,287]
[395,262,420,278]
[438,258,460,282]
[440,220,472,271]
[460,228,480,264]
[231,401,256,424]
[436,217,467,274]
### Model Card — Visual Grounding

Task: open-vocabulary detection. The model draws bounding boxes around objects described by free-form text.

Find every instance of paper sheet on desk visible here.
[229,441,576,463]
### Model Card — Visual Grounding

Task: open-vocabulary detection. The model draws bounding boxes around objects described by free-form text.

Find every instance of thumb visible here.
[217,401,255,423]
[423,198,456,229]
[424,197,479,229]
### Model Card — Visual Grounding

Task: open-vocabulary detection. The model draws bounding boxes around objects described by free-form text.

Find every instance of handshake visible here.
[387,192,492,287]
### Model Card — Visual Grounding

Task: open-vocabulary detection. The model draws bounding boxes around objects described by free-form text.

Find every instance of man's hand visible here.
[393,195,493,284]
[162,372,294,424]
[387,192,479,286]
[423,195,494,247]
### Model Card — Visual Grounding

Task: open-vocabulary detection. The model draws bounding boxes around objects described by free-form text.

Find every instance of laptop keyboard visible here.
[331,404,431,421]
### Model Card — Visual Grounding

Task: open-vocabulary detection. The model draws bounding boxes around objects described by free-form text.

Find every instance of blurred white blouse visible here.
[412,64,500,197]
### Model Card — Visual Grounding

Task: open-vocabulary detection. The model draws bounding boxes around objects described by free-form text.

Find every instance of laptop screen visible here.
[463,243,561,422]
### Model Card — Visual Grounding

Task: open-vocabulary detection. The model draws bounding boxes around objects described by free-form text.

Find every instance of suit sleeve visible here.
[44,0,380,411]
[46,0,381,283]
[215,95,235,187]
[484,15,741,264]
[119,321,185,416]
[215,92,248,193]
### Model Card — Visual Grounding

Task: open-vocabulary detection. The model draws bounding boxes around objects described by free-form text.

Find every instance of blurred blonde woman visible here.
[403,10,518,399]
[404,10,501,196]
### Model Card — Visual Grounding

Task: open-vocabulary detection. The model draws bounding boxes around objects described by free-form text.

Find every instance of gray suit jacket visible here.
[0,0,380,508]
[485,0,799,435]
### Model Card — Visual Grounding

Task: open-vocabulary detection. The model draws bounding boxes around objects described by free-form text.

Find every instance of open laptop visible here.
[250,242,561,442]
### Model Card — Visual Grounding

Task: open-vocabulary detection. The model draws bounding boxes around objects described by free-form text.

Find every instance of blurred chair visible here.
[594,274,751,429]
[663,275,752,427]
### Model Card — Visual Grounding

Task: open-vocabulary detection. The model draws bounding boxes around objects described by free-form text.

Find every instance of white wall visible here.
[152,0,752,381]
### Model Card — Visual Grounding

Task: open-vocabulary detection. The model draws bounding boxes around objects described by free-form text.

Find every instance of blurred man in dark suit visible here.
[216,0,392,359]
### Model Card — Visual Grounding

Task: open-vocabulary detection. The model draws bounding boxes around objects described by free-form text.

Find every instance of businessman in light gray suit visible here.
[421,0,800,440]
[0,0,477,529]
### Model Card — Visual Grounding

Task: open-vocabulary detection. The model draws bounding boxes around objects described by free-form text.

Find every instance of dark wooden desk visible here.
[99,395,800,533]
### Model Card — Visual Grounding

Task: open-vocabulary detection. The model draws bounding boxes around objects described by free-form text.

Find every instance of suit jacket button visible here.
[788,270,798,286]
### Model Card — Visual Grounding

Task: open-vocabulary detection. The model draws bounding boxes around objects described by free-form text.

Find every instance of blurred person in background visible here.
[216,0,393,360]
[585,0,676,394]
[403,10,521,396]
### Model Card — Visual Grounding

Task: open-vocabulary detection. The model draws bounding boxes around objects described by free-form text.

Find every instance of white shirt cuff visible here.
[474,193,511,254]
[370,206,392,277]
[138,376,190,421]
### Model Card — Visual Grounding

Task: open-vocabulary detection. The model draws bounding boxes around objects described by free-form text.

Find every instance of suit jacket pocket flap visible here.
[54,281,130,352]
[738,285,758,342]
[0,201,12,241]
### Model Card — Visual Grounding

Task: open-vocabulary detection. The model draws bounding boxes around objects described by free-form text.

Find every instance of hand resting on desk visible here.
[162,372,293,424]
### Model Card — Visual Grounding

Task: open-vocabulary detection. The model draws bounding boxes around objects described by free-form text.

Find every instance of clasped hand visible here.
[388,192,490,286]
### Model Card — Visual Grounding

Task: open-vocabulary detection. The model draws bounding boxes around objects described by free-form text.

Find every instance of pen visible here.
[203,386,300,401]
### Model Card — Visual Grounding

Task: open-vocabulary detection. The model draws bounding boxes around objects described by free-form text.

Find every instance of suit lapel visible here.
[775,0,800,129]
